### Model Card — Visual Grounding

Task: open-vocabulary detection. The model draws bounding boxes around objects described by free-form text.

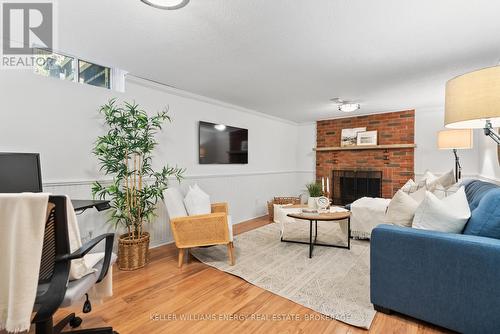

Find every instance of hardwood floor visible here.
[53,216,451,334]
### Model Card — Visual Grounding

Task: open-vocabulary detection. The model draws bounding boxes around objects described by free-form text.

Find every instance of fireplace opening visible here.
[331,170,382,205]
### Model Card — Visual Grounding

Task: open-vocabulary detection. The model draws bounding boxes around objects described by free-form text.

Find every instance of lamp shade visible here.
[437,129,473,150]
[445,66,500,129]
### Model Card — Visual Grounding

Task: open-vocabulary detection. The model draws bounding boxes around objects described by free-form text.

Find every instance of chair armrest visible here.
[211,202,228,214]
[170,212,229,248]
[56,233,115,283]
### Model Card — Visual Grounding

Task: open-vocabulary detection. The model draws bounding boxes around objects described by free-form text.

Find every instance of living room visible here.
[1,1,500,333]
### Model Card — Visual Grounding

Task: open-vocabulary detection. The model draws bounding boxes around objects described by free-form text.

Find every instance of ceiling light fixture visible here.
[338,103,360,113]
[141,0,190,10]
[330,98,361,113]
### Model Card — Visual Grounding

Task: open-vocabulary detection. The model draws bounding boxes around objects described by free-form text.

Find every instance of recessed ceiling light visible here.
[141,0,190,10]
[214,124,226,131]
[338,103,360,112]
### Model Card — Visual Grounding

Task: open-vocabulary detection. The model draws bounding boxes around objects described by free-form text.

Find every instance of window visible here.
[32,48,121,91]
[33,49,75,81]
[78,60,111,89]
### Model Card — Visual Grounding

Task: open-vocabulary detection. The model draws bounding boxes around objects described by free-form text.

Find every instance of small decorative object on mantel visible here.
[92,99,185,271]
[357,130,378,146]
[341,127,366,147]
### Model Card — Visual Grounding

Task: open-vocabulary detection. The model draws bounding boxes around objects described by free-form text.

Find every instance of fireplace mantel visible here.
[313,144,416,152]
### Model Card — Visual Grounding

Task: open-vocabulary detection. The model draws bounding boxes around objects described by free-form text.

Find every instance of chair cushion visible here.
[36,253,117,309]
[463,188,500,239]
[184,184,211,216]
[164,188,188,218]
[60,253,117,307]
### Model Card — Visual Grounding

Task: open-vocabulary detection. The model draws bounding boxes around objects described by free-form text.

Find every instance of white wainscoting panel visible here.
[44,171,315,249]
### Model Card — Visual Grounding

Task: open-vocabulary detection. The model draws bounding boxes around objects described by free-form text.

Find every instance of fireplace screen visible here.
[331,170,382,205]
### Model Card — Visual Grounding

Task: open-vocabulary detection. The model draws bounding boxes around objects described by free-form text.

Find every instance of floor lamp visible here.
[438,129,473,182]
[445,66,500,145]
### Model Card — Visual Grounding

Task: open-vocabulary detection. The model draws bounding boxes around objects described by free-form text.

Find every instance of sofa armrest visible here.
[371,224,500,333]
[170,212,229,248]
[211,202,228,214]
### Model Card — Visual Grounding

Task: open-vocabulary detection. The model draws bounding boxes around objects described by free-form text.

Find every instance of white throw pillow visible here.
[184,184,211,216]
[436,170,456,188]
[426,169,456,190]
[432,181,461,199]
[163,188,188,218]
[385,190,421,227]
[412,187,471,233]
[422,170,437,185]
[400,179,426,194]
[409,186,427,203]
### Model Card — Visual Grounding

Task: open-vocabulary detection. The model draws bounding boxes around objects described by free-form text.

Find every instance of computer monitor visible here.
[0,153,43,193]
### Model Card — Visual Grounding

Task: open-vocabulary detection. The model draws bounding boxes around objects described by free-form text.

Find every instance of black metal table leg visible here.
[282,212,352,258]
[309,220,313,258]
[347,217,351,250]
[314,220,318,243]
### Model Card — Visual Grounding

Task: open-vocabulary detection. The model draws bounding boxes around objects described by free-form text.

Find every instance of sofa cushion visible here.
[463,179,499,210]
[463,188,500,239]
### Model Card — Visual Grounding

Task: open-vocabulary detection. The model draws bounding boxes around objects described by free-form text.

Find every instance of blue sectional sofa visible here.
[371,180,500,334]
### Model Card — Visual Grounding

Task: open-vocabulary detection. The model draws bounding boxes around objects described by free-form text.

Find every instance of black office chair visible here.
[32,196,118,334]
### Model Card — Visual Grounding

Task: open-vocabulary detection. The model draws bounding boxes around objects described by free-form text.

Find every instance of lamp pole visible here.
[484,120,500,145]
[452,149,461,182]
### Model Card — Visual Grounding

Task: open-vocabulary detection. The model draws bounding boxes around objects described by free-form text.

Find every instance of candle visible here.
[322,177,325,192]
[326,177,329,194]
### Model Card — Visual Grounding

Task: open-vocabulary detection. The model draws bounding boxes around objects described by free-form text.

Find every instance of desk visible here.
[71,200,110,213]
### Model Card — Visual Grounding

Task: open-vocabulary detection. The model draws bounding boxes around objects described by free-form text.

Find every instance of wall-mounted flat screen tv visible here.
[199,121,248,164]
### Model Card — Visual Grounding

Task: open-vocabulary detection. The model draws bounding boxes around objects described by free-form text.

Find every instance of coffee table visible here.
[284,210,351,258]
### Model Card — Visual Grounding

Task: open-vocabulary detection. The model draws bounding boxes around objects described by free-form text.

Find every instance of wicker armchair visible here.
[267,196,301,222]
[170,202,234,268]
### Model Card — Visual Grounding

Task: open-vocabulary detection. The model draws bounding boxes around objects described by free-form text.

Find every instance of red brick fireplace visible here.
[316,110,415,200]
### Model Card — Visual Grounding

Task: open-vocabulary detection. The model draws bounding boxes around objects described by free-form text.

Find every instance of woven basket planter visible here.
[267,196,301,222]
[117,232,150,271]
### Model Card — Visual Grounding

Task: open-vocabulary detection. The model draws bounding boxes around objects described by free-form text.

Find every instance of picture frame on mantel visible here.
[356,130,378,146]
[341,127,366,147]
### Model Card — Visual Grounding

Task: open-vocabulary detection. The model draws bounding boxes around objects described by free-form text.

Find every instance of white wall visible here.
[477,132,500,182]
[0,71,304,247]
[414,107,479,177]
[295,122,316,192]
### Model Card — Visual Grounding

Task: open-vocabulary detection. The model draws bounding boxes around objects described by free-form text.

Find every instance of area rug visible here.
[190,221,376,329]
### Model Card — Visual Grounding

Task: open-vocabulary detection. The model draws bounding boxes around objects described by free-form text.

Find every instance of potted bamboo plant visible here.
[92,99,184,271]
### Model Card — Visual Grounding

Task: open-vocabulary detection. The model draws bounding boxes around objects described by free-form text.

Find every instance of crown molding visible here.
[126,74,298,126]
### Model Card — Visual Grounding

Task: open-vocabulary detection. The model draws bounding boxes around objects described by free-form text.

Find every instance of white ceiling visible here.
[58,0,500,123]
